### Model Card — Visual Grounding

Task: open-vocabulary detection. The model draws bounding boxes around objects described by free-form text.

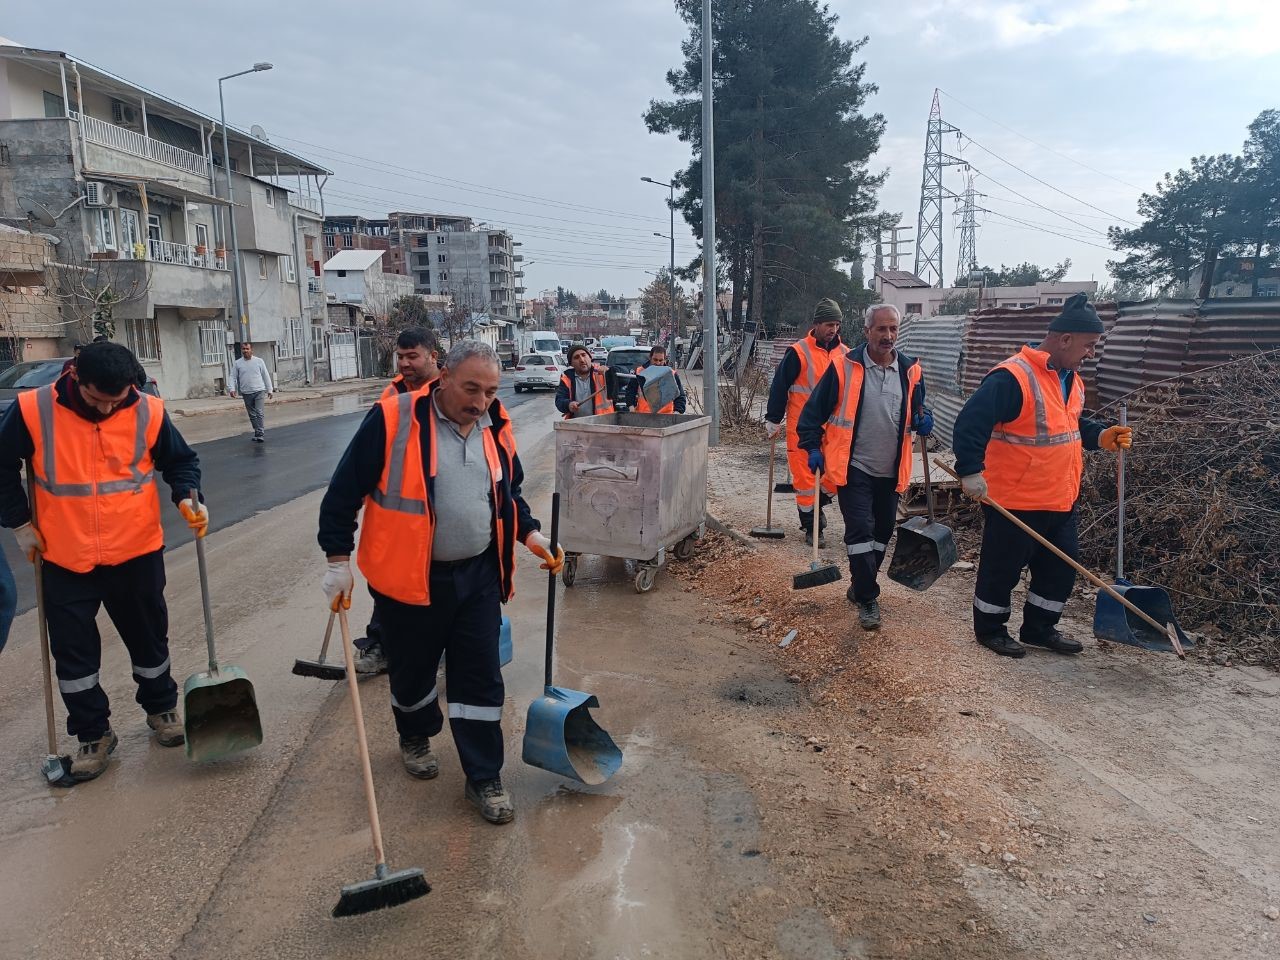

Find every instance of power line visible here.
[978,191,1119,224]
[974,207,1115,251]
[938,89,1145,191]
[968,165,1110,237]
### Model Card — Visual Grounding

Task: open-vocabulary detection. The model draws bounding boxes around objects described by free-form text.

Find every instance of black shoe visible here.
[399,736,440,779]
[804,529,827,549]
[976,630,1026,658]
[857,599,881,631]
[1021,630,1084,655]
[465,777,514,824]
[251,435,265,443]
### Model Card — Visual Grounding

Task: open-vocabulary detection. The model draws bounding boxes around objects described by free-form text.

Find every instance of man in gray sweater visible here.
[228,343,273,442]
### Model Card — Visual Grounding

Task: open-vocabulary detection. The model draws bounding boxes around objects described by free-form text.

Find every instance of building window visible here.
[280,255,296,283]
[439,271,448,281]
[419,271,430,285]
[258,255,268,279]
[198,319,225,366]
[436,235,446,244]
[342,234,353,248]
[277,316,305,358]
[265,186,274,207]
[905,302,923,315]
[1046,297,1063,305]
[437,253,447,263]
[123,318,160,362]
[95,209,117,251]
[43,90,66,118]
[311,323,326,361]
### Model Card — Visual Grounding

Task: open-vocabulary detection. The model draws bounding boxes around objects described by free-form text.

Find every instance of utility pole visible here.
[914,89,965,288]
[955,168,980,284]
[880,224,914,272]
[701,0,718,445]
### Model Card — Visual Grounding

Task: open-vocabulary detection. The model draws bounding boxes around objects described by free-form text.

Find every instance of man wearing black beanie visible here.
[952,293,1131,659]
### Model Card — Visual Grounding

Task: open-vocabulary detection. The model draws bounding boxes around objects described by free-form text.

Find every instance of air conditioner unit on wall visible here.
[111,100,140,127]
[83,182,113,207]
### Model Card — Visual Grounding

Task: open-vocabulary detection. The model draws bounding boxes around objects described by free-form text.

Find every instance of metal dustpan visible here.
[888,436,956,591]
[640,365,681,411]
[182,493,264,761]
[1092,404,1192,655]
[522,492,622,785]
[499,615,513,668]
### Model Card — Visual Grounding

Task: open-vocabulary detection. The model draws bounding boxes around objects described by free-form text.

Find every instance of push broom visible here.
[792,471,841,590]
[332,604,430,917]
[292,610,346,681]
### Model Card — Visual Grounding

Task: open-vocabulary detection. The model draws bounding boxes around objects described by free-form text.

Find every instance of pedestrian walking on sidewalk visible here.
[798,305,932,631]
[228,343,273,443]
[764,298,848,546]
[953,293,1130,659]
[318,339,562,825]
[0,342,206,781]
[355,326,444,677]
[555,344,614,419]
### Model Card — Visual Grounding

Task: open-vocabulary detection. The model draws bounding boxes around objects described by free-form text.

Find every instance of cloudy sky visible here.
[8,1,1280,301]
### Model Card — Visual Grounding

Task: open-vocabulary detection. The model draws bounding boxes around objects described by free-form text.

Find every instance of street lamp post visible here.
[641,176,677,346]
[218,62,272,345]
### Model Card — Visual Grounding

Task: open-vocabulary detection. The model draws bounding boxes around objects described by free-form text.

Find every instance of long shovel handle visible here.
[544,492,561,689]
[811,472,822,568]
[938,462,1184,658]
[189,490,217,673]
[918,435,936,524]
[1116,403,1127,581]
[26,463,59,756]
[337,606,387,871]
[765,436,777,528]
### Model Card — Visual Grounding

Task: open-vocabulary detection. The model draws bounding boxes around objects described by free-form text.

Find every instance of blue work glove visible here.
[912,411,934,437]
[806,448,824,473]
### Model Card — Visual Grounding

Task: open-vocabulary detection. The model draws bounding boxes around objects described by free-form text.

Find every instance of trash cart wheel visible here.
[635,565,657,593]
[673,535,696,561]
[562,555,578,588]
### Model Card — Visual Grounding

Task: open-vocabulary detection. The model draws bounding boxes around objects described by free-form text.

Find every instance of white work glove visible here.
[14,522,45,563]
[322,558,354,611]
[525,531,565,575]
[960,474,988,502]
[764,420,782,441]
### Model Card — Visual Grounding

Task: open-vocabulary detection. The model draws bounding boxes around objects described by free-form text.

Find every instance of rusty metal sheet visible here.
[1094,299,1196,408]
[1187,298,1280,370]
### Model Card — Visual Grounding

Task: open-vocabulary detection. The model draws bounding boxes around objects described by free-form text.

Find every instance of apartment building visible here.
[0,224,63,367]
[0,39,332,397]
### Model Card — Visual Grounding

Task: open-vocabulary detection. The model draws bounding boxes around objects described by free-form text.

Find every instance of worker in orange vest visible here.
[352,326,444,678]
[555,344,615,419]
[764,298,848,546]
[0,342,206,782]
[628,344,687,414]
[798,305,931,630]
[953,293,1131,658]
[318,340,561,825]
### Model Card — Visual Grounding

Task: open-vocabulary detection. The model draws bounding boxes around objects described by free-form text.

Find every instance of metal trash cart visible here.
[554,412,709,593]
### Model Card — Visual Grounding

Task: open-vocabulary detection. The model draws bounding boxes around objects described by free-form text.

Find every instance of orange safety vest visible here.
[819,354,923,492]
[19,385,165,573]
[356,384,521,605]
[785,333,846,442]
[558,367,614,419]
[380,373,436,401]
[984,346,1085,512]
[633,364,676,414]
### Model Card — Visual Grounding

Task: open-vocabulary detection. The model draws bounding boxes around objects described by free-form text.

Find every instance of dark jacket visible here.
[796,348,929,480]
[0,374,201,529]
[764,333,845,424]
[625,362,687,413]
[554,365,611,416]
[317,385,539,564]
[953,368,1107,477]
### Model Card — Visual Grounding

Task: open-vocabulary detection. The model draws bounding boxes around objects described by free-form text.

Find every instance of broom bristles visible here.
[749,528,785,539]
[792,563,841,591]
[332,868,430,918]
[292,659,346,681]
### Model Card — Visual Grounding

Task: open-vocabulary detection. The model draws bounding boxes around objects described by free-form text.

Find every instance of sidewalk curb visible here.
[705,513,758,550]
[169,380,382,419]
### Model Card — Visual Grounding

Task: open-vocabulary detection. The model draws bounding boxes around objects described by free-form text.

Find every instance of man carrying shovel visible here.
[764,299,849,546]
[318,340,563,825]
[953,293,1131,659]
[0,342,206,781]
[797,305,932,630]
[555,344,614,419]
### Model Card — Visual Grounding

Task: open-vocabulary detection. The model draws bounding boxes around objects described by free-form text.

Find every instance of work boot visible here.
[465,777,515,824]
[976,630,1026,658]
[804,528,827,549]
[146,710,185,747]
[857,598,881,631]
[71,730,118,782]
[400,736,439,779]
[1021,629,1084,655]
[354,640,388,676]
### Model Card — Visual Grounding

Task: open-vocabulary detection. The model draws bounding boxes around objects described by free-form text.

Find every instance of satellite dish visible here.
[250,124,269,142]
[18,196,65,228]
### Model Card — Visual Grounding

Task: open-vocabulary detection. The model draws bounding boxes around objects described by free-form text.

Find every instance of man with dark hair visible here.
[627,344,686,414]
[0,342,205,781]
[954,293,1130,659]
[228,342,273,443]
[60,343,85,376]
[555,344,614,419]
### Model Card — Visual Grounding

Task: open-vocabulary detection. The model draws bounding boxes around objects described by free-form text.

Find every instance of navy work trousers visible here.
[372,547,505,782]
[838,466,901,602]
[973,504,1078,641]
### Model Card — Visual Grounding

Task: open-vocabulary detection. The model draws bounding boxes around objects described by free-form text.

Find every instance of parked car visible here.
[590,347,608,363]
[0,358,159,415]
[513,354,562,393]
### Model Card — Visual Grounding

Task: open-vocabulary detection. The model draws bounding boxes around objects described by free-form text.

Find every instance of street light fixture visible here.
[218,62,273,346]
[641,176,677,346]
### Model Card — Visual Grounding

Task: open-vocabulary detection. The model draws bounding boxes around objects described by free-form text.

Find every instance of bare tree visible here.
[45,258,149,345]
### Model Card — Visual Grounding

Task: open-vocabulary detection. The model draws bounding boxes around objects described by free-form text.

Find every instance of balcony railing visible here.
[291,194,322,215]
[121,239,227,270]
[72,111,209,177]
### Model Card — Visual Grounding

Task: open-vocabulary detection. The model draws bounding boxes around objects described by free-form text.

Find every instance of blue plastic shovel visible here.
[521,492,622,785]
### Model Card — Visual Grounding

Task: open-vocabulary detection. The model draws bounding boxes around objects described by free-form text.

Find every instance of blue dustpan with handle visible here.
[499,616,513,667]
[522,492,622,785]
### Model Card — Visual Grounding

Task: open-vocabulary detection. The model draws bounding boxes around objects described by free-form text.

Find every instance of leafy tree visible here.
[1238,110,1280,272]
[644,0,886,336]
[388,294,431,329]
[640,268,689,334]
[595,288,615,303]
[974,259,1072,286]
[934,289,978,316]
[556,286,579,309]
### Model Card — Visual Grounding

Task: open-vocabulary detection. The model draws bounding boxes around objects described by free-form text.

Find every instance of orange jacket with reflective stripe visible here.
[356,382,522,606]
[785,333,846,440]
[379,375,407,401]
[817,353,923,492]
[633,365,675,414]
[984,345,1085,511]
[557,368,614,419]
[19,385,165,573]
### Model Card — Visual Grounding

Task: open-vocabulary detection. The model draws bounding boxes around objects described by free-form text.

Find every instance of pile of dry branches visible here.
[685,365,771,444]
[1078,354,1280,665]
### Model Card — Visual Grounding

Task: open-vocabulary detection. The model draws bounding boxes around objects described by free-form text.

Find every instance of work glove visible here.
[1099,425,1132,452]
[912,411,934,437]
[764,420,782,441]
[179,499,209,539]
[322,559,353,611]
[525,531,565,575]
[14,522,45,563]
[960,474,988,501]
[807,449,825,473]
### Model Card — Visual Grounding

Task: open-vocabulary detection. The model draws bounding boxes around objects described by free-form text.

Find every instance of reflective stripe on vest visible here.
[33,386,155,498]
[787,338,819,397]
[370,391,428,516]
[990,357,1082,448]
[818,356,922,492]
